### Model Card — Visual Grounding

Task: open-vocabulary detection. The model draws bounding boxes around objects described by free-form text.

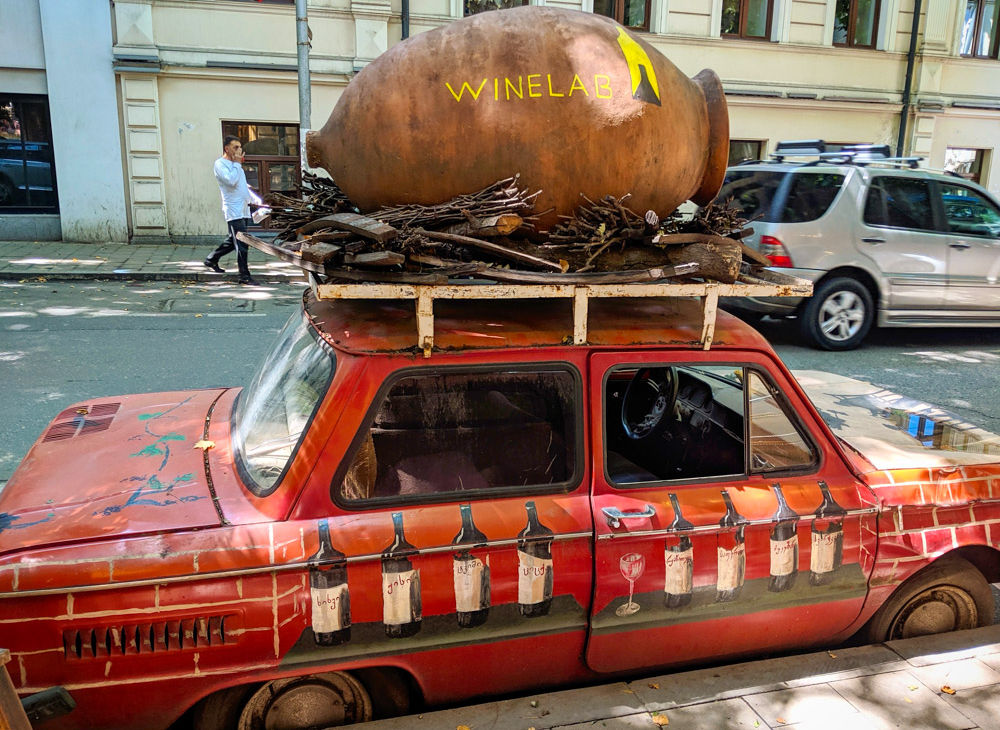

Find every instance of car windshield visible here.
[719,170,845,223]
[232,310,335,496]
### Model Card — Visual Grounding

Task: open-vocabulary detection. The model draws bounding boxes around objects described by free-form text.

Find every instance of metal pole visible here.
[296,0,311,171]
[896,0,922,157]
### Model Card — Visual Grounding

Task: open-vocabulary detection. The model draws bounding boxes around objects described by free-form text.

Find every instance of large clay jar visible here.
[307,6,729,230]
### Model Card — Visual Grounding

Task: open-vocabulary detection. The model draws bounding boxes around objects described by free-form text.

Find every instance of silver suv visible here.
[719,141,1000,350]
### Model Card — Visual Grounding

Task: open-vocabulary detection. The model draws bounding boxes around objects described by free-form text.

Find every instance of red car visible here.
[2,290,997,730]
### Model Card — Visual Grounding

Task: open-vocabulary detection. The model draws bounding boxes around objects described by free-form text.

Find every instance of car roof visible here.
[726,160,985,187]
[303,291,772,355]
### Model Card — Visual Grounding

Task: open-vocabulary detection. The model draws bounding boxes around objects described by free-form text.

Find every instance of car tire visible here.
[799,276,874,351]
[862,556,995,643]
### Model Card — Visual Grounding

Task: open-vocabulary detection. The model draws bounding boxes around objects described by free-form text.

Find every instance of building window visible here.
[728,140,764,165]
[833,0,881,48]
[0,95,58,213]
[594,0,652,30]
[221,121,300,225]
[945,147,988,184]
[960,0,1000,57]
[465,0,528,16]
[721,0,773,39]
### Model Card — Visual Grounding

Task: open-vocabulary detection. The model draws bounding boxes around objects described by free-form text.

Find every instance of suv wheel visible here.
[799,276,874,350]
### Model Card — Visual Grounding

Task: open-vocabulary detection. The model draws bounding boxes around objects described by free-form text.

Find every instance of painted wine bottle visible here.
[517,501,554,618]
[716,489,747,603]
[309,518,351,646]
[809,480,846,586]
[381,511,422,638]
[453,503,491,628]
[664,493,694,608]
[768,483,799,593]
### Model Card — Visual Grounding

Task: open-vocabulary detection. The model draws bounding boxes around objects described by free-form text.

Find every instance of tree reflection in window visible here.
[464,0,527,16]
[833,0,880,48]
[960,0,1000,58]
[721,0,772,40]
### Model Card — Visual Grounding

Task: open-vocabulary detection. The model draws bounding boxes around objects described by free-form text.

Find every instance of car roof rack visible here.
[766,140,926,170]
[305,270,811,356]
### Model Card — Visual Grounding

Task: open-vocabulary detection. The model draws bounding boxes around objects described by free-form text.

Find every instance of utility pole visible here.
[296,0,311,172]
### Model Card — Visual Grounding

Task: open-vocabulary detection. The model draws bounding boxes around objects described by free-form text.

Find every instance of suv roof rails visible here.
[762,140,928,170]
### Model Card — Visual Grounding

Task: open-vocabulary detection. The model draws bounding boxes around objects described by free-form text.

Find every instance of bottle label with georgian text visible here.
[454,556,490,612]
[311,583,349,633]
[383,569,420,625]
[664,548,693,594]
[770,536,797,576]
[716,543,745,592]
[518,550,553,605]
[811,531,841,574]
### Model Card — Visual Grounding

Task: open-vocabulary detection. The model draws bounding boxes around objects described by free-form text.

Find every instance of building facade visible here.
[1,0,998,242]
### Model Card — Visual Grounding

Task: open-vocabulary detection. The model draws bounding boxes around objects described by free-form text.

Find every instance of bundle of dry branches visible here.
[244,175,763,286]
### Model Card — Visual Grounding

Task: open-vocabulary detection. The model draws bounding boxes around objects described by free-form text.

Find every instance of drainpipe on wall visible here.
[296,0,312,170]
[896,0,923,157]
[402,0,410,39]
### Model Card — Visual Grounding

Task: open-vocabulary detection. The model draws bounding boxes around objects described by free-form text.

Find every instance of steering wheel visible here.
[621,367,678,441]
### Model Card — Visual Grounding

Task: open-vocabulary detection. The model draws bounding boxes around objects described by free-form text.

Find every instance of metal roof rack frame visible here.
[309,270,812,357]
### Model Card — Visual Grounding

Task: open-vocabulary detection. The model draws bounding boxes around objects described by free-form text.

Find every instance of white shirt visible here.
[214,156,261,222]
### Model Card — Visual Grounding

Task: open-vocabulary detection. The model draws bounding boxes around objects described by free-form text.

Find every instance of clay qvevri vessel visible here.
[306,6,729,229]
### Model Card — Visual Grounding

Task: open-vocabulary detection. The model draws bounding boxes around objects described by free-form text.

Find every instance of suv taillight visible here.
[759,235,793,268]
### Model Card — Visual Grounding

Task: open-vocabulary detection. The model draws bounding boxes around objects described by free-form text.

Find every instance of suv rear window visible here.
[719,171,845,223]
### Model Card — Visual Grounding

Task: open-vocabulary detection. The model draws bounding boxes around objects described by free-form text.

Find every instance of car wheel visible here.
[863,557,995,643]
[799,276,873,351]
[237,672,373,729]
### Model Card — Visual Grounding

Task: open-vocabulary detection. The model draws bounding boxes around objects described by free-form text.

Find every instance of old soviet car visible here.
[2,290,999,730]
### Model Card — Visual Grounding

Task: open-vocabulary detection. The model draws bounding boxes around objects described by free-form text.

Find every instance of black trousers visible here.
[207,217,252,278]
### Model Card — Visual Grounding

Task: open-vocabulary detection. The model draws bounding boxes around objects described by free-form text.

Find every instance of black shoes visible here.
[204,259,225,273]
[238,277,261,286]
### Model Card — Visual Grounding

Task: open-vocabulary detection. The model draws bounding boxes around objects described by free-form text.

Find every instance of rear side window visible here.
[338,368,579,503]
[719,171,844,223]
[863,177,934,231]
[939,184,1000,238]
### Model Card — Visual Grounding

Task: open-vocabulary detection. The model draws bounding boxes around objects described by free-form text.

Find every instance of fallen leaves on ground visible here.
[651,713,669,726]
[193,440,215,451]
[457,725,471,730]
[648,682,660,689]
[941,686,956,695]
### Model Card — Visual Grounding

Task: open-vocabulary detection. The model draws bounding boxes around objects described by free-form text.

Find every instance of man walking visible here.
[205,135,260,285]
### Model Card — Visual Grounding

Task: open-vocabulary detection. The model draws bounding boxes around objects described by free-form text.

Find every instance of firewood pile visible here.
[251,173,768,286]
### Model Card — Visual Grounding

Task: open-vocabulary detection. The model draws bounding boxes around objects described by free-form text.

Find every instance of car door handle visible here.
[602,504,656,528]
[950,242,971,250]
[862,237,886,244]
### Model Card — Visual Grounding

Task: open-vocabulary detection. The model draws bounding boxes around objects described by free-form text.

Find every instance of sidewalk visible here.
[0,240,306,284]
[360,625,1000,730]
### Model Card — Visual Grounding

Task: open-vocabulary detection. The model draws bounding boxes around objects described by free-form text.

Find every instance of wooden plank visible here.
[342,251,406,268]
[299,241,342,266]
[416,288,434,357]
[479,262,698,285]
[415,228,565,272]
[238,232,327,275]
[573,288,589,345]
[701,284,720,350]
[299,212,398,242]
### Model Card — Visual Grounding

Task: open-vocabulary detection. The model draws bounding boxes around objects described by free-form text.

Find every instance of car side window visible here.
[338,368,578,502]
[863,177,934,231]
[747,371,815,473]
[939,184,1000,238]
[605,365,816,486]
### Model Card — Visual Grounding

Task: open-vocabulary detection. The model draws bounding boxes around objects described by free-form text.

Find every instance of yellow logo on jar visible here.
[615,27,661,106]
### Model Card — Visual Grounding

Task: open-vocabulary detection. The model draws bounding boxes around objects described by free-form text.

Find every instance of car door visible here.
[936,181,1000,312]
[859,175,948,310]
[586,350,877,675]
[283,359,595,703]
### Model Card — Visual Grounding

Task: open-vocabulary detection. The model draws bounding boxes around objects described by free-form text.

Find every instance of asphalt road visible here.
[2,280,1000,482]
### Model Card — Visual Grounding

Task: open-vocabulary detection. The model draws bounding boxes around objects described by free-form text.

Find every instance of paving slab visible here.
[886,625,1000,667]
[938,684,1000,730]
[829,670,977,729]
[631,644,903,711]
[553,700,765,729]
[908,658,1000,692]
[743,684,862,727]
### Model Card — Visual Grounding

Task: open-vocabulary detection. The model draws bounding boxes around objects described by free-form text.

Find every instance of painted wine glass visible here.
[616,552,645,616]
